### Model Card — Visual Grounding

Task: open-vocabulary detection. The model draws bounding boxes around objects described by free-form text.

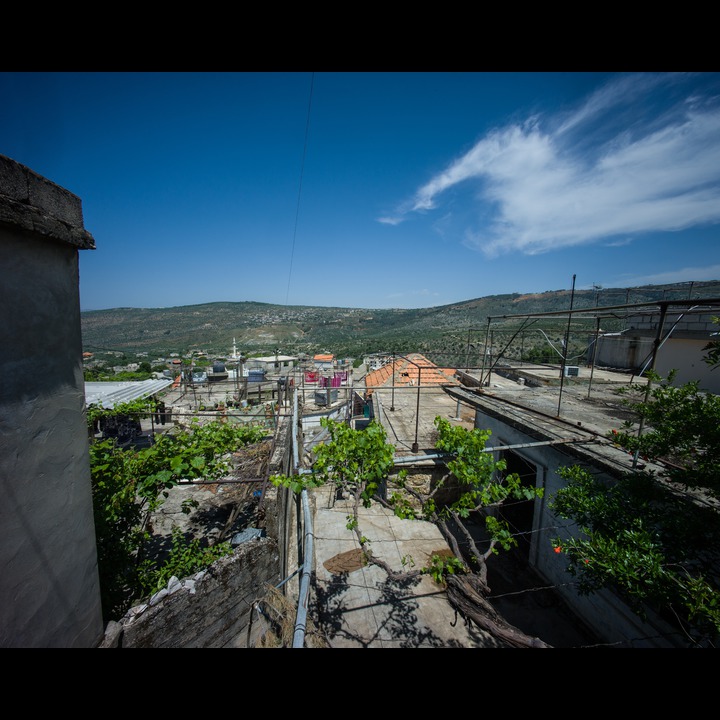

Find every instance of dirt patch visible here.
[424,547,455,565]
[323,548,367,574]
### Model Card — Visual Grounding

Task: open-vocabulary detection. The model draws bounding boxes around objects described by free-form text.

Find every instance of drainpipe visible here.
[292,486,314,648]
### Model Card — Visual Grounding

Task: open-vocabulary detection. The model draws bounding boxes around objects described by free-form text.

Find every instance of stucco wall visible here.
[654,338,719,393]
[0,154,103,647]
[594,310,720,394]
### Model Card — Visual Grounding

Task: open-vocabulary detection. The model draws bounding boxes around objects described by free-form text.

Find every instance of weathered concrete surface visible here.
[0,154,103,648]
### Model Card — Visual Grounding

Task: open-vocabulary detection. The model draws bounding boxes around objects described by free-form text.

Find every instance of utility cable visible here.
[285,72,315,307]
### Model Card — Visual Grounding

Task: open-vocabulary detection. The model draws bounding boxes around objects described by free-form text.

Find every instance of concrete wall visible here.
[473,411,681,647]
[654,337,719,393]
[594,334,719,393]
[595,310,720,394]
[0,154,104,647]
[592,335,654,371]
[627,310,718,337]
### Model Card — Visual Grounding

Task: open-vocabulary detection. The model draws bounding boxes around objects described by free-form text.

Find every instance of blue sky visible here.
[3,71,720,311]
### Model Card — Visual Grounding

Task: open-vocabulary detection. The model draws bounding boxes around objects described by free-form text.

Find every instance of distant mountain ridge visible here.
[81,281,720,361]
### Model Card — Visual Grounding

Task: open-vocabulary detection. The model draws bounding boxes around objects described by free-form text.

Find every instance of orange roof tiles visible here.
[364,353,458,389]
[314,354,334,362]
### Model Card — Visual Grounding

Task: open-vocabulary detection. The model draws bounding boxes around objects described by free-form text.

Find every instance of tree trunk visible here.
[445,574,551,648]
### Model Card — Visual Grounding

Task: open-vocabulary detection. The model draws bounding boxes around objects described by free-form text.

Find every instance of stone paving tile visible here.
[309,489,499,648]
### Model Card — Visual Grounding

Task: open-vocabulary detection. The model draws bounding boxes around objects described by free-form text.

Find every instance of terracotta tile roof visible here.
[364,353,458,389]
[314,354,334,362]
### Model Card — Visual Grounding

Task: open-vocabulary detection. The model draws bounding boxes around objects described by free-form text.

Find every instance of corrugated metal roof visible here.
[84,379,173,409]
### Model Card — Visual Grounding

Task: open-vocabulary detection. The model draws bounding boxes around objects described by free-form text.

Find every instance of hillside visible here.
[81,281,720,365]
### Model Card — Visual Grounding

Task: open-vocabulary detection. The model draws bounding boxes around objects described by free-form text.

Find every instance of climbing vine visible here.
[271,415,549,647]
[273,416,543,580]
[89,400,267,621]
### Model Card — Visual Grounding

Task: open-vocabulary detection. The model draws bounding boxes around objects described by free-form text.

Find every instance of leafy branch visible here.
[90,413,266,621]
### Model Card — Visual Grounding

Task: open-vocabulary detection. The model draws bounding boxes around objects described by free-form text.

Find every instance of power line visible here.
[285,72,314,307]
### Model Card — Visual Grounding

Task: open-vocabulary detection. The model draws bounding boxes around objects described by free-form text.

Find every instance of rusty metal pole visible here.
[587,315,601,399]
[412,364,421,453]
[557,273,576,417]
[481,318,491,386]
[632,302,668,468]
[390,352,396,411]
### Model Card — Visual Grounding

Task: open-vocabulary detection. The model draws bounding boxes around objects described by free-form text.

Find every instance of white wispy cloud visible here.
[377,216,403,226]
[386,73,720,258]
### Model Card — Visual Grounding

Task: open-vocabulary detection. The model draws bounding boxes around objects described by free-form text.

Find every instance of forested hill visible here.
[81,281,720,361]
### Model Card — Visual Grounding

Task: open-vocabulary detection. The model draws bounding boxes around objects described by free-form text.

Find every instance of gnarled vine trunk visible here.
[445,574,551,648]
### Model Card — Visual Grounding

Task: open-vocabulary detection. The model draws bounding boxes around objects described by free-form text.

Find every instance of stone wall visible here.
[102,538,280,648]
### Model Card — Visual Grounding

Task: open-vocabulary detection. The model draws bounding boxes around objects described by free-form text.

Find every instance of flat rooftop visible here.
[445,362,662,479]
[456,362,648,435]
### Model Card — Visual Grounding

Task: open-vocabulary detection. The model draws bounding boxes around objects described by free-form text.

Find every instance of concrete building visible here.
[363,353,391,371]
[445,362,713,647]
[313,353,334,371]
[0,154,104,647]
[592,306,720,394]
[247,354,298,372]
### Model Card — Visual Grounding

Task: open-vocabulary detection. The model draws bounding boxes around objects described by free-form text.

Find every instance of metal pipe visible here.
[413,363,421,453]
[292,387,299,471]
[481,318,491,386]
[292,488,314,648]
[587,316,601,399]
[390,352,396,411]
[392,436,594,465]
[488,296,720,320]
[465,327,471,372]
[291,386,314,648]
